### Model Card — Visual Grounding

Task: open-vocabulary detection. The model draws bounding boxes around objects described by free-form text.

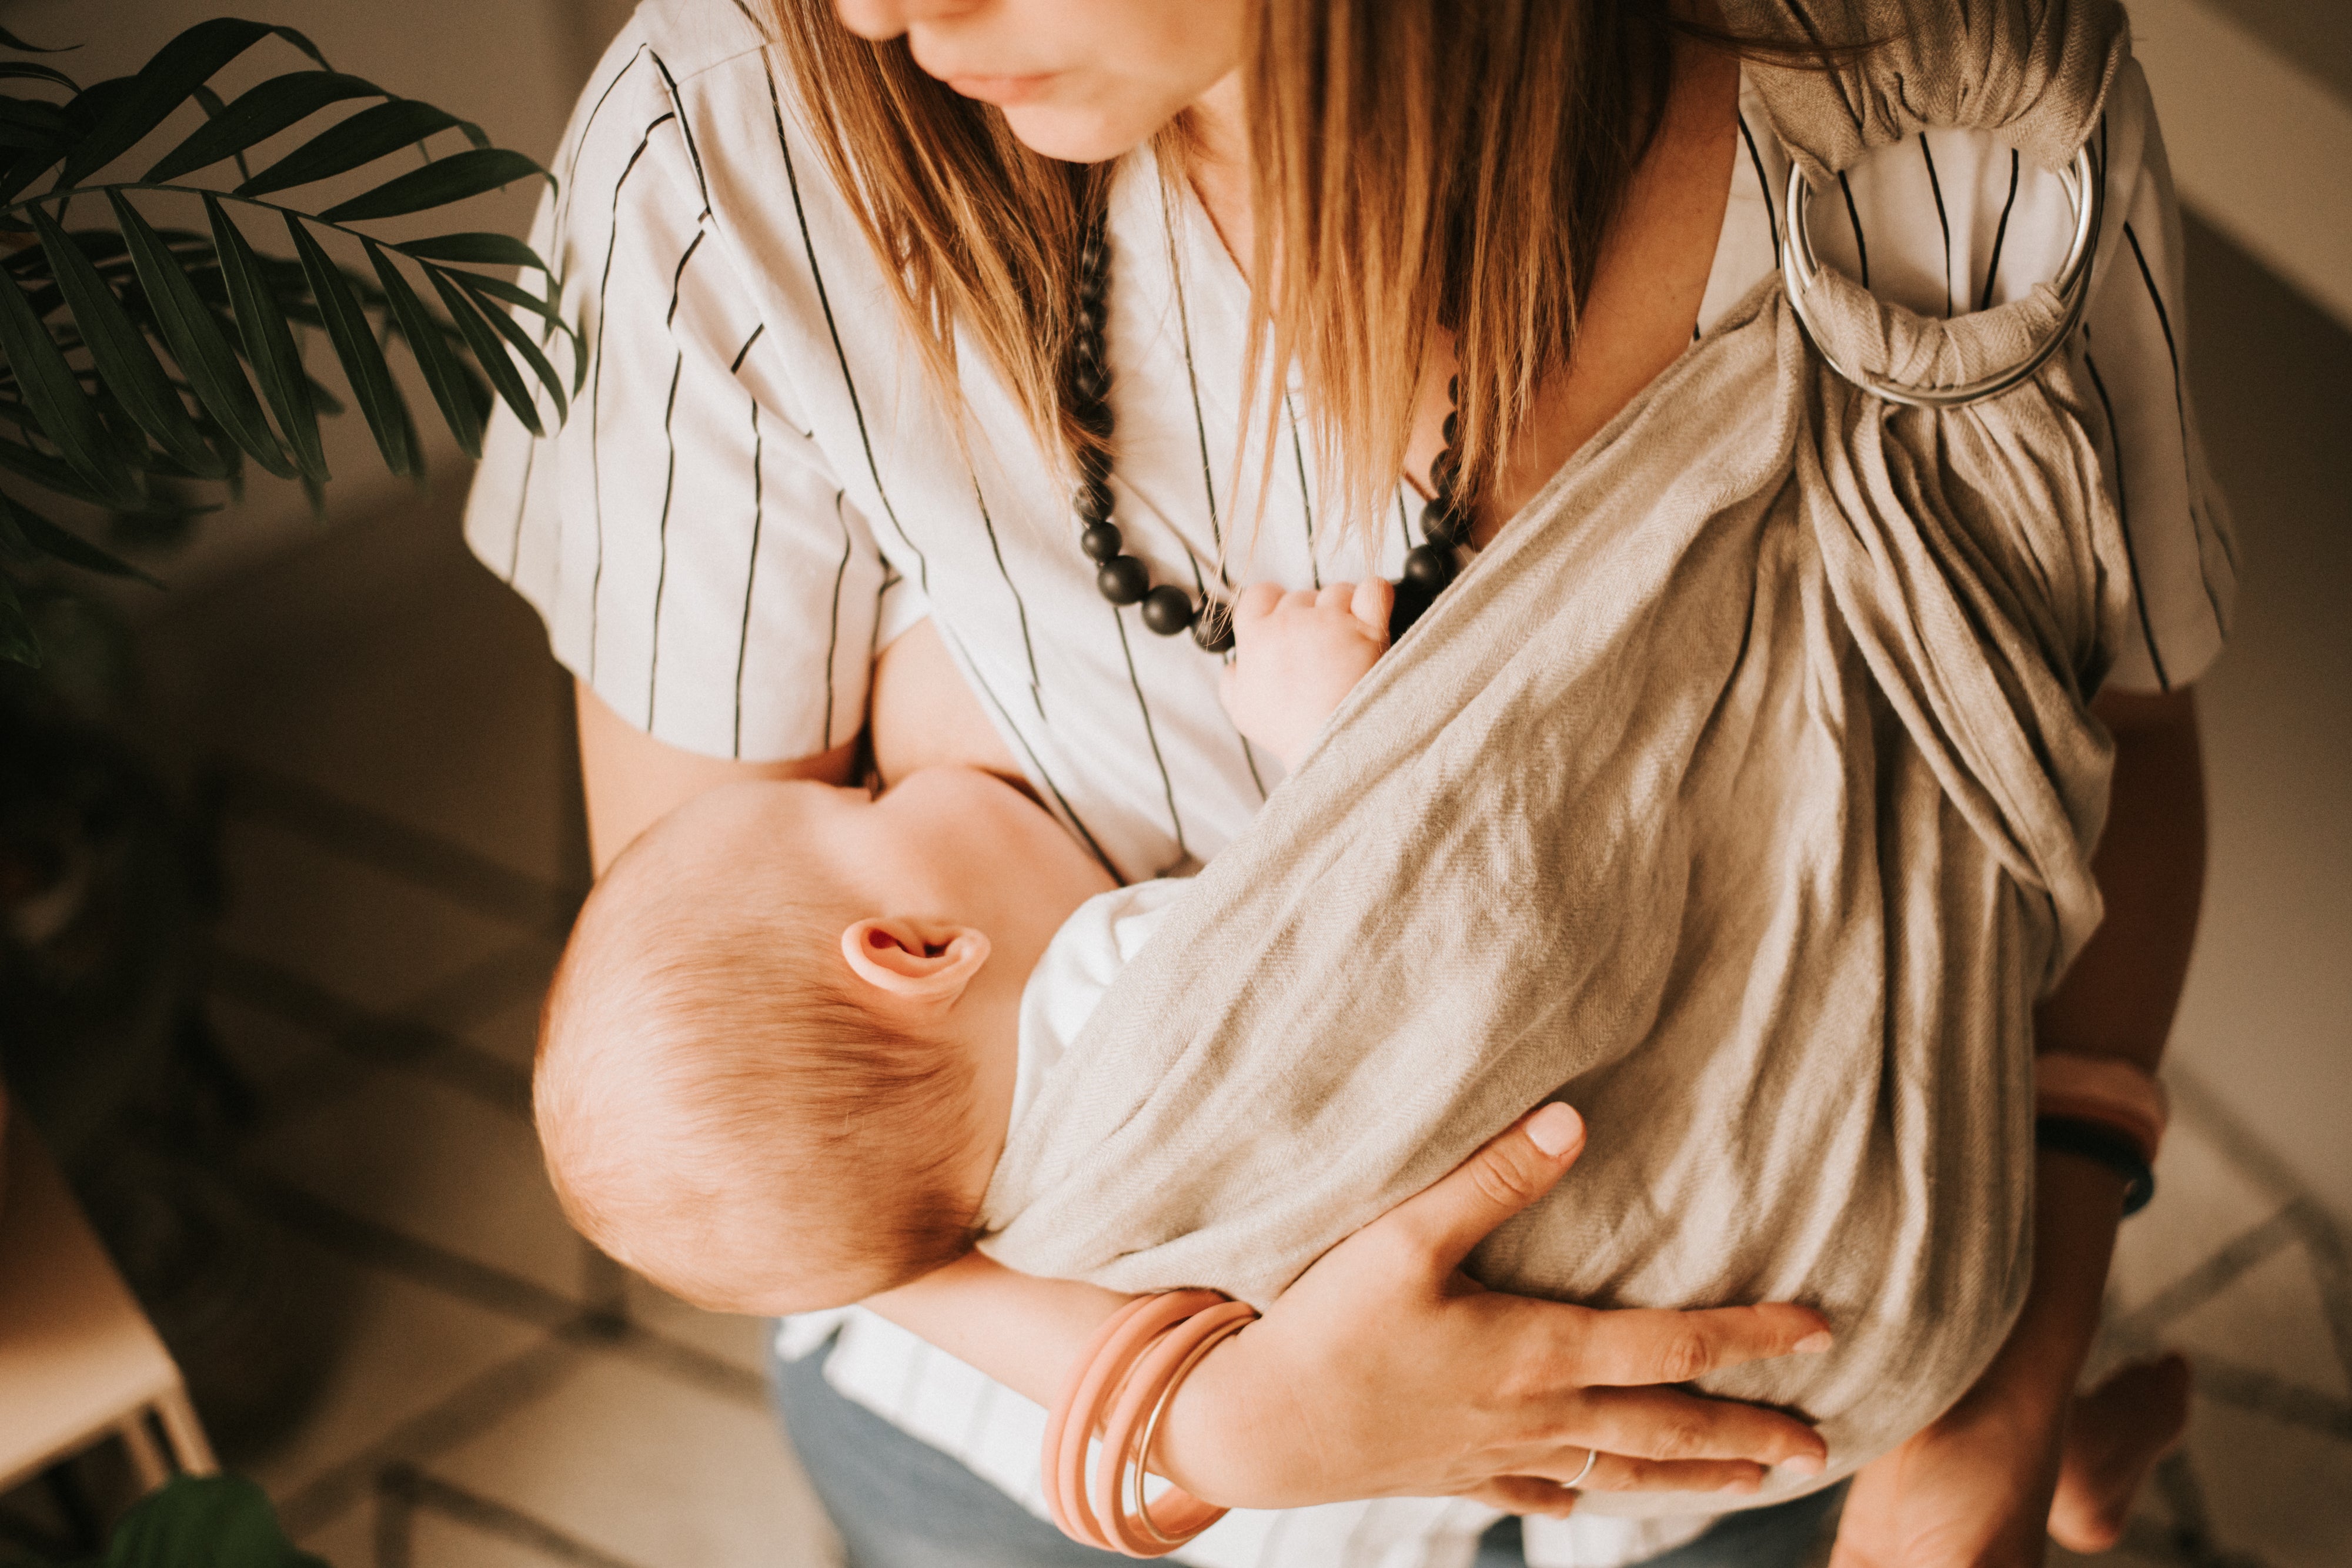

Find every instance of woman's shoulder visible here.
[608,0,774,92]
[552,1,836,229]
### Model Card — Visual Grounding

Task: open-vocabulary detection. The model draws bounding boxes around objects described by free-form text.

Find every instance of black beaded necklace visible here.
[1064,212,1473,649]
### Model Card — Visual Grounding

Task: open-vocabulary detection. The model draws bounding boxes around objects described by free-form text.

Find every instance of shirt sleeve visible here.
[463,38,889,761]
[2076,61,2239,694]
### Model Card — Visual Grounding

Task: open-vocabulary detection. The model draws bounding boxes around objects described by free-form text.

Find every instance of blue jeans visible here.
[770,1333,1845,1568]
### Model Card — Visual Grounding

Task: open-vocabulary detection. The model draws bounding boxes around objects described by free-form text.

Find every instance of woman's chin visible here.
[998,102,1165,166]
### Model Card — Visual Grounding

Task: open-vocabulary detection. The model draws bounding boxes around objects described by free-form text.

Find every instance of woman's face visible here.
[832,0,1245,162]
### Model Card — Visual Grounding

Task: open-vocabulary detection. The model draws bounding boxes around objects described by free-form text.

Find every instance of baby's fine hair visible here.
[534,790,981,1313]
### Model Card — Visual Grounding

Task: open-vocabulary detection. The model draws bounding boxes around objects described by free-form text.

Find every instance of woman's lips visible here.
[943,73,1057,106]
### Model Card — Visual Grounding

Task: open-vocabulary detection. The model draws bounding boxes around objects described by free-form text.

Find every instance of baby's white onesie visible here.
[1010,879,1190,1126]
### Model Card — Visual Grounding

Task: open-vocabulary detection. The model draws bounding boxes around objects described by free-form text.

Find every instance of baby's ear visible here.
[839,918,991,1015]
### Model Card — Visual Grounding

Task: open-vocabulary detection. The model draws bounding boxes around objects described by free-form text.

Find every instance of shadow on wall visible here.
[2169,213,2352,1222]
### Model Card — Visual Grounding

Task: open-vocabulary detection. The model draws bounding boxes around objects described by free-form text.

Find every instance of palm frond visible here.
[0,16,579,664]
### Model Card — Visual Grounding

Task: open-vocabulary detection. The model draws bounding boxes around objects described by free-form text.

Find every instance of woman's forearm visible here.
[2034,686,2206,1074]
[864,1251,1132,1410]
[2010,684,2206,1386]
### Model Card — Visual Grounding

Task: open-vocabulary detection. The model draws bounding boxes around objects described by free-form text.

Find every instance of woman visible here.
[466,0,2223,1563]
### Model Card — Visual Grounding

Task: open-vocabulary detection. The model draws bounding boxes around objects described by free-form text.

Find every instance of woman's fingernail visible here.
[1794,1330,1833,1355]
[1528,1103,1582,1156]
[1783,1453,1826,1477]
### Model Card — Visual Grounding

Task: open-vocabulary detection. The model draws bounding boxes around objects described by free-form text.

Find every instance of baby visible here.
[535,578,2179,1549]
[536,578,1391,1312]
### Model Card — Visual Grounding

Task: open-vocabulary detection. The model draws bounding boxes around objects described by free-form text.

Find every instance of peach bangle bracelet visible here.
[2034,1051,2169,1162]
[1043,1290,1259,1556]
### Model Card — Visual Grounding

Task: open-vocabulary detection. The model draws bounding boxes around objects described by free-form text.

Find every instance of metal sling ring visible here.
[1781,142,2103,408]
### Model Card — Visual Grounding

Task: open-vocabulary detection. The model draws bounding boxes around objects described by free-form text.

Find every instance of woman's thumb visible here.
[1383,1103,1586,1276]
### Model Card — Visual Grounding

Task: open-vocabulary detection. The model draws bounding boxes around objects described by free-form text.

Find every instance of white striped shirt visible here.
[465,4,2236,1564]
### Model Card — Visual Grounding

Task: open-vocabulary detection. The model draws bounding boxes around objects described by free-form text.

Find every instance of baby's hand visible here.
[1218,579,1394,774]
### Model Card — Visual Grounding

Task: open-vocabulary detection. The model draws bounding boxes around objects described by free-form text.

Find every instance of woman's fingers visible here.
[1576,1453,1767,1495]
[1574,1385,1828,1472]
[1466,1475,1583,1519]
[1372,1104,1585,1276]
[1467,1455,1768,1520]
[1562,1302,1833,1389]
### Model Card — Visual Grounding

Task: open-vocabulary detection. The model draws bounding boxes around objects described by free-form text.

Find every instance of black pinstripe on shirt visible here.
[1979,149,2020,310]
[2083,331,2170,690]
[971,478,1046,720]
[645,352,685,729]
[510,50,652,585]
[1737,111,1779,261]
[586,111,674,683]
[1837,169,1870,289]
[763,60,931,593]
[1919,133,1953,317]
[730,394,767,758]
[2123,219,2231,623]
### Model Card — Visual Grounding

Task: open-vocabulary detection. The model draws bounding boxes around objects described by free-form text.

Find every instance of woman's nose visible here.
[833,0,981,41]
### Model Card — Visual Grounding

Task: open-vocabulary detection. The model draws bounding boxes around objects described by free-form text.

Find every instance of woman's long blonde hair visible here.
[767,0,1685,553]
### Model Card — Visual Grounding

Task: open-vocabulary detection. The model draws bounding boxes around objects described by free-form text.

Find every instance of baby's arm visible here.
[1218,579,1394,773]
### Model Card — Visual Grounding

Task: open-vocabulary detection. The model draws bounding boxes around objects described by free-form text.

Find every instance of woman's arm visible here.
[1832,684,2206,1568]
[874,1106,1836,1514]
[576,684,1833,1509]
[576,680,858,873]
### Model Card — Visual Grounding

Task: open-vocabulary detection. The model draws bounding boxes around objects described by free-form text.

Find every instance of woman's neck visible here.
[1182,72,1255,273]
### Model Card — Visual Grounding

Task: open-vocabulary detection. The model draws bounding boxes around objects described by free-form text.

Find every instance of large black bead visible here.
[1402,543,1454,591]
[1430,452,1460,499]
[1076,479,1115,524]
[1192,602,1235,653]
[1140,584,1196,636]
[1074,401,1114,440]
[1074,362,1109,405]
[1081,522,1123,562]
[1441,410,1458,446]
[1387,579,1434,641]
[1420,499,1465,545]
[1077,266,1107,306]
[1077,300,1106,340]
[1098,555,1150,605]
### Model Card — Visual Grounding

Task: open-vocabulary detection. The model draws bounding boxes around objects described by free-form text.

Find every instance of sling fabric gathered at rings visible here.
[979,0,2136,1520]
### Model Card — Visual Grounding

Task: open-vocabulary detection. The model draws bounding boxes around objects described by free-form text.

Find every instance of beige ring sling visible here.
[980,0,2137,1514]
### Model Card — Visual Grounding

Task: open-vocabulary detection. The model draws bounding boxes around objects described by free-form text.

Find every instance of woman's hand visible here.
[1153,1104,1835,1514]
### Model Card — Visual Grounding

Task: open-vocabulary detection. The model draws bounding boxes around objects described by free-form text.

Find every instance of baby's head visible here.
[536,778,1004,1315]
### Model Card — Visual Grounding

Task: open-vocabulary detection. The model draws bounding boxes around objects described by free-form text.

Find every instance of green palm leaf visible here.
[146,70,383,183]
[287,216,413,476]
[58,19,327,188]
[236,98,487,198]
[206,194,325,480]
[0,255,139,505]
[29,202,223,476]
[1,19,569,664]
[109,190,294,477]
[365,239,480,457]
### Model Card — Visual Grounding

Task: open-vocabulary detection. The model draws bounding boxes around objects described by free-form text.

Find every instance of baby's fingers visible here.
[1351,577,1395,643]
[1234,581,1285,627]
